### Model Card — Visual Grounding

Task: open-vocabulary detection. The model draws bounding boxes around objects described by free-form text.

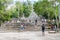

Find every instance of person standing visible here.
[51,24,54,30]
[35,19,37,25]
[54,24,57,31]
[20,23,25,30]
[41,24,45,36]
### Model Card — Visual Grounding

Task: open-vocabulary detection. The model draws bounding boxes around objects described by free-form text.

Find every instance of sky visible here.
[7,0,38,10]
[14,0,38,2]
[7,0,59,10]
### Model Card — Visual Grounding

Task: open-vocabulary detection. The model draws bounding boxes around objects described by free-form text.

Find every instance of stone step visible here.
[48,31,56,33]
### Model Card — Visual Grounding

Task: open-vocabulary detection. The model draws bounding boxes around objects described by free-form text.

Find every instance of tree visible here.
[6,7,18,18]
[15,0,32,17]
[0,0,13,25]
[23,0,32,17]
[33,0,58,19]
[15,1,24,17]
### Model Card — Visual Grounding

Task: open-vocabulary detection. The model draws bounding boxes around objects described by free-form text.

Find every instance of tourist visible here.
[41,24,45,36]
[35,19,37,25]
[54,25,57,31]
[20,23,25,30]
[51,24,54,30]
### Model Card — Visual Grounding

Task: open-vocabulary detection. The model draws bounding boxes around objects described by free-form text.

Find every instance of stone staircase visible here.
[0,18,43,32]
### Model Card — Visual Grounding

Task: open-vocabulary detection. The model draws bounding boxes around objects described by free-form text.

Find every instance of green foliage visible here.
[15,0,32,17]
[33,0,58,19]
[23,1,32,17]
[15,1,24,17]
[7,7,18,18]
[0,0,13,25]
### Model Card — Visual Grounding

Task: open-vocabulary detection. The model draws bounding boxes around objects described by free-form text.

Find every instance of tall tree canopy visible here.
[15,0,32,17]
[0,0,13,25]
[33,0,58,19]
[15,1,24,17]
[23,0,32,17]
